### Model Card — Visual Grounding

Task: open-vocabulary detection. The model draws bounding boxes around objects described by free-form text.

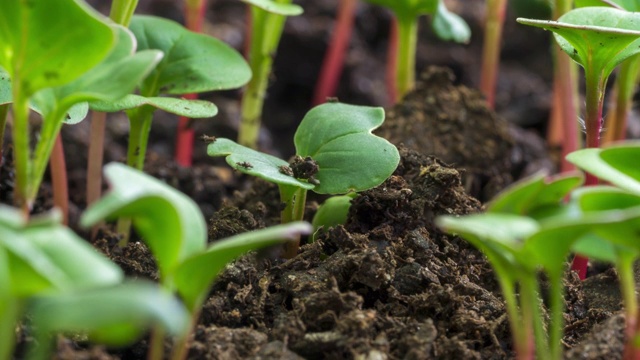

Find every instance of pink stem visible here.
[479,0,507,109]
[312,0,357,105]
[50,134,69,225]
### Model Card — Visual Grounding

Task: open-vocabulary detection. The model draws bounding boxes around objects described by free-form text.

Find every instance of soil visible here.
[2,0,636,359]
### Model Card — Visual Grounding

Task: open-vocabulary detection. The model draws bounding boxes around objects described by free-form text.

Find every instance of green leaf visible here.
[29,281,189,350]
[294,103,400,194]
[362,0,438,20]
[174,222,312,311]
[311,194,355,241]
[0,0,115,95]
[567,143,640,194]
[30,26,163,120]
[0,206,122,297]
[518,8,640,80]
[81,163,207,280]
[90,94,217,118]
[571,233,619,263]
[130,15,251,95]
[488,172,583,217]
[241,0,303,15]
[207,138,315,190]
[431,1,471,43]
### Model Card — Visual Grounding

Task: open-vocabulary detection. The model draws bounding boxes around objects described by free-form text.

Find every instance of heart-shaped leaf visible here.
[129,15,251,95]
[241,0,303,15]
[174,222,312,311]
[81,163,207,280]
[90,94,217,118]
[294,103,400,194]
[0,0,115,96]
[207,138,315,190]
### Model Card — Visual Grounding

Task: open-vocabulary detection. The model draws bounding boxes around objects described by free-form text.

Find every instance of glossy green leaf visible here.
[518,8,640,80]
[572,233,619,263]
[363,0,438,20]
[576,0,638,11]
[207,138,315,190]
[175,222,312,311]
[29,281,189,352]
[0,206,122,297]
[241,0,303,15]
[129,15,251,95]
[0,0,115,95]
[487,172,583,216]
[567,143,640,194]
[311,194,355,241]
[294,103,400,194]
[81,163,207,279]
[431,1,471,43]
[90,94,217,118]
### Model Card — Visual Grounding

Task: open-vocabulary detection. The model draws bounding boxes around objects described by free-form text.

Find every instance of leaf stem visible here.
[50,134,69,225]
[479,0,506,109]
[109,0,139,27]
[238,1,290,149]
[617,255,640,360]
[395,16,417,102]
[279,184,306,258]
[547,273,565,360]
[312,0,357,105]
[496,274,532,360]
[11,88,31,216]
[126,105,156,170]
[520,275,550,360]
[604,55,640,144]
[0,104,8,164]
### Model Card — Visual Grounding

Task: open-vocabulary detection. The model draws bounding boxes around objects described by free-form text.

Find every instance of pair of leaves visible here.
[81,163,312,311]
[208,102,400,195]
[362,0,470,43]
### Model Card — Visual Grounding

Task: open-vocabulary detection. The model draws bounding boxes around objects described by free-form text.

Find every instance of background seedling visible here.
[361,0,470,103]
[238,0,303,149]
[208,102,400,258]
[81,163,311,360]
[518,6,640,279]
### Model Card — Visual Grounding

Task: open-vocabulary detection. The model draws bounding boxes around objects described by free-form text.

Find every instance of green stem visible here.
[479,0,507,109]
[126,105,156,170]
[605,55,640,144]
[11,89,31,216]
[496,274,532,360]
[109,0,139,27]
[395,16,417,102]
[584,67,606,186]
[238,1,290,149]
[147,326,165,360]
[0,298,21,360]
[547,273,565,360]
[520,276,550,360]
[279,184,307,258]
[29,110,65,203]
[0,104,8,160]
[617,255,639,359]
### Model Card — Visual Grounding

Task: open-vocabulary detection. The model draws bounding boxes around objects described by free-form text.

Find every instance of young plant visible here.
[311,193,356,242]
[208,102,400,258]
[361,0,470,103]
[91,14,251,171]
[518,7,640,279]
[0,205,188,360]
[81,162,312,360]
[238,0,303,149]
[0,0,163,217]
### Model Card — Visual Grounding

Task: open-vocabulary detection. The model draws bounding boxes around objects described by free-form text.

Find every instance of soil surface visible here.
[2,0,635,359]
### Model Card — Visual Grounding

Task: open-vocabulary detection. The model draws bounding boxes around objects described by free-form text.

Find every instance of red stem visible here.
[386,17,399,106]
[174,0,208,167]
[479,0,507,109]
[312,0,357,105]
[50,134,69,225]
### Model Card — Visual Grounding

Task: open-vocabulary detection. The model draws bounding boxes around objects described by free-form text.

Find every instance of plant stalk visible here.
[11,88,32,217]
[386,17,399,106]
[604,55,640,144]
[618,255,640,360]
[109,0,139,27]
[395,16,417,102]
[50,134,69,225]
[520,276,550,360]
[87,111,106,207]
[238,1,290,149]
[0,104,8,165]
[548,273,565,360]
[0,297,20,360]
[496,274,532,360]
[126,105,156,170]
[312,0,357,105]
[479,0,507,109]
[279,184,307,258]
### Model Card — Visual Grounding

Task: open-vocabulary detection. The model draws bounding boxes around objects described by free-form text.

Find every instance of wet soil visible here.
[2,0,633,359]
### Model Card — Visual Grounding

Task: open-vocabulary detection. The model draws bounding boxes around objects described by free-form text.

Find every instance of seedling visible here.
[0,205,188,360]
[518,7,640,279]
[91,14,251,171]
[238,0,303,149]
[362,0,470,102]
[208,102,400,258]
[81,163,312,360]
[311,193,356,241]
[0,0,163,217]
